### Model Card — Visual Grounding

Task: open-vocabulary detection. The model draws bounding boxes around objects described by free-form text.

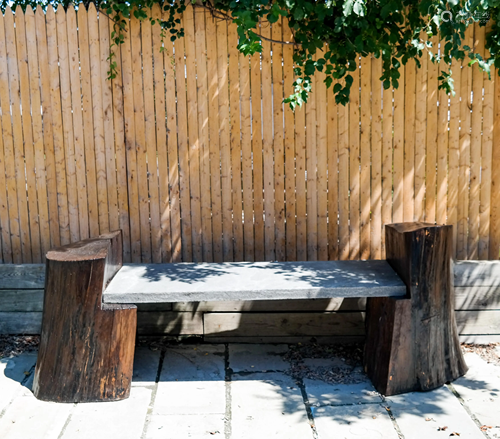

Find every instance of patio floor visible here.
[0,343,499,439]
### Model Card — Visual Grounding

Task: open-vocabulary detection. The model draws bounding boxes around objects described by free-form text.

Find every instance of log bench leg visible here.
[33,231,137,403]
[364,222,467,396]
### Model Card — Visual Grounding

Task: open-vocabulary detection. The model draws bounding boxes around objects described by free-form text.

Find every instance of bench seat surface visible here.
[103,260,406,303]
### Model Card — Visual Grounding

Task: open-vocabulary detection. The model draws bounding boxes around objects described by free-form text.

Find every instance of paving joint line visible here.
[140,350,165,439]
[307,400,386,408]
[56,403,77,439]
[447,382,491,438]
[382,403,406,439]
[296,377,319,439]
[224,343,232,439]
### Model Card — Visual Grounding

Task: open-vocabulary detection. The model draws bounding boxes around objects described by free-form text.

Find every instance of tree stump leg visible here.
[364,222,467,396]
[33,231,137,403]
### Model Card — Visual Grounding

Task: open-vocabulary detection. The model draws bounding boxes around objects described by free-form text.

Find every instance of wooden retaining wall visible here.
[1,262,499,343]
[1,5,500,265]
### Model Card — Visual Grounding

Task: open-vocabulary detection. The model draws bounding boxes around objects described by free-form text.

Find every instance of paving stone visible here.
[132,347,161,386]
[452,353,500,430]
[312,403,400,439]
[0,391,72,439]
[154,345,226,415]
[386,385,485,439]
[229,344,288,372]
[0,353,37,413]
[145,414,225,439]
[304,379,381,406]
[60,387,151,439]
[231,372,313,438]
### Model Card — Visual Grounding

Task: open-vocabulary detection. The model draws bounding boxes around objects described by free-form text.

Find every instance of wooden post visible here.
[364,222,467,396]
[33,231,137,402]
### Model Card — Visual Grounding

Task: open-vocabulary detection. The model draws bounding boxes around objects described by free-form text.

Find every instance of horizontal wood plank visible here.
[454,261,500,286]
[455,286,500,310]
[0,312,42,334]
[203,312,366,337]
[0,290,43,311]
[137,311,203,335]
[0,265,45,289]
[456,310,500,335]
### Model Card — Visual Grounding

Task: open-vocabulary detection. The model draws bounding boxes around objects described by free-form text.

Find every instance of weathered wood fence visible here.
[1,4,500,264]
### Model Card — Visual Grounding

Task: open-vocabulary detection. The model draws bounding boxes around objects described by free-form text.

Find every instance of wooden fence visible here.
[1,4,500,264]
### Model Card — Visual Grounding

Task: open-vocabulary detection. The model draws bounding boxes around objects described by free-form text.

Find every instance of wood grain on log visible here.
[365,222,468,395]
[33,231,137,402]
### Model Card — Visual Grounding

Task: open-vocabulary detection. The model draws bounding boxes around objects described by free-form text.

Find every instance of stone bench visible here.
[32,223,467,403]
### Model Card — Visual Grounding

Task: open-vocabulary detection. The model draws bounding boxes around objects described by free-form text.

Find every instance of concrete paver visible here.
[145,414,225,439]
[60,387,151,439]
[386,386,485,439]
[304,378,382,406]
[452,353,500,437]
[231,372,313,439]
[0,353,37,413]
[312,403,400,439]
[153,345,226,415]
[0,392,72,439]
[228,344,288,372]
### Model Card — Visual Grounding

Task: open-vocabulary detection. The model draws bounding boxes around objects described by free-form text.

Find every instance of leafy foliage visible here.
[2,0,499,107]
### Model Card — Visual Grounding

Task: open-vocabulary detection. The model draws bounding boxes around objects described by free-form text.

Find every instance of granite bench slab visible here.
[103,260,407,303]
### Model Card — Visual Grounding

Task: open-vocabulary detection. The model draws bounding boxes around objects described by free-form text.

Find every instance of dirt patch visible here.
[462,342,500,367]
[0,335,39,359]
[283,342,367,385]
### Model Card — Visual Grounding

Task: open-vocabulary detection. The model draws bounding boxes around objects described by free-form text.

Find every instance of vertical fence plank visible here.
[130,13,151,262]
[141,12,161,263]
[371,57,382,259]
[173,11,192,262]
[295,99,307,261]
[448,58,461,257]
[250,38,264,261]
[272,19,286,261]
[283,19,296,261]
[349,58,360,260]
[35,6,59,249]
[88,5,110,236]
[480,29,494,260]
[414,44,427,222]
[316,50,328,261]
[152,5,171,263]
[458,26,473,259]
[240,50,254,261]
[437,45,449,226]
[425,35,438,224]
[119,8,141,262]
[0,11,13,262]
[382,83,393,258]
[261,21,275,261]
[217,17,233,262]
[338,83,349,260]
[56,6,80,245]
[66,6,89,241]
[469,23,485,259]
[360,56,371,260]
[491,66,500,260]
[327,79,339,261]
[47,6,71,246]
[6,7,32,260]
[99,11,120,236]
[15,6,41,261]
[306,59,318,261]
[206,14,223,262]
[403,61,416,223]
[393,60,404,227]
[108,8,130,261]
[228,20,243,261]
[195,9,213,262]
[77,6,99,239]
